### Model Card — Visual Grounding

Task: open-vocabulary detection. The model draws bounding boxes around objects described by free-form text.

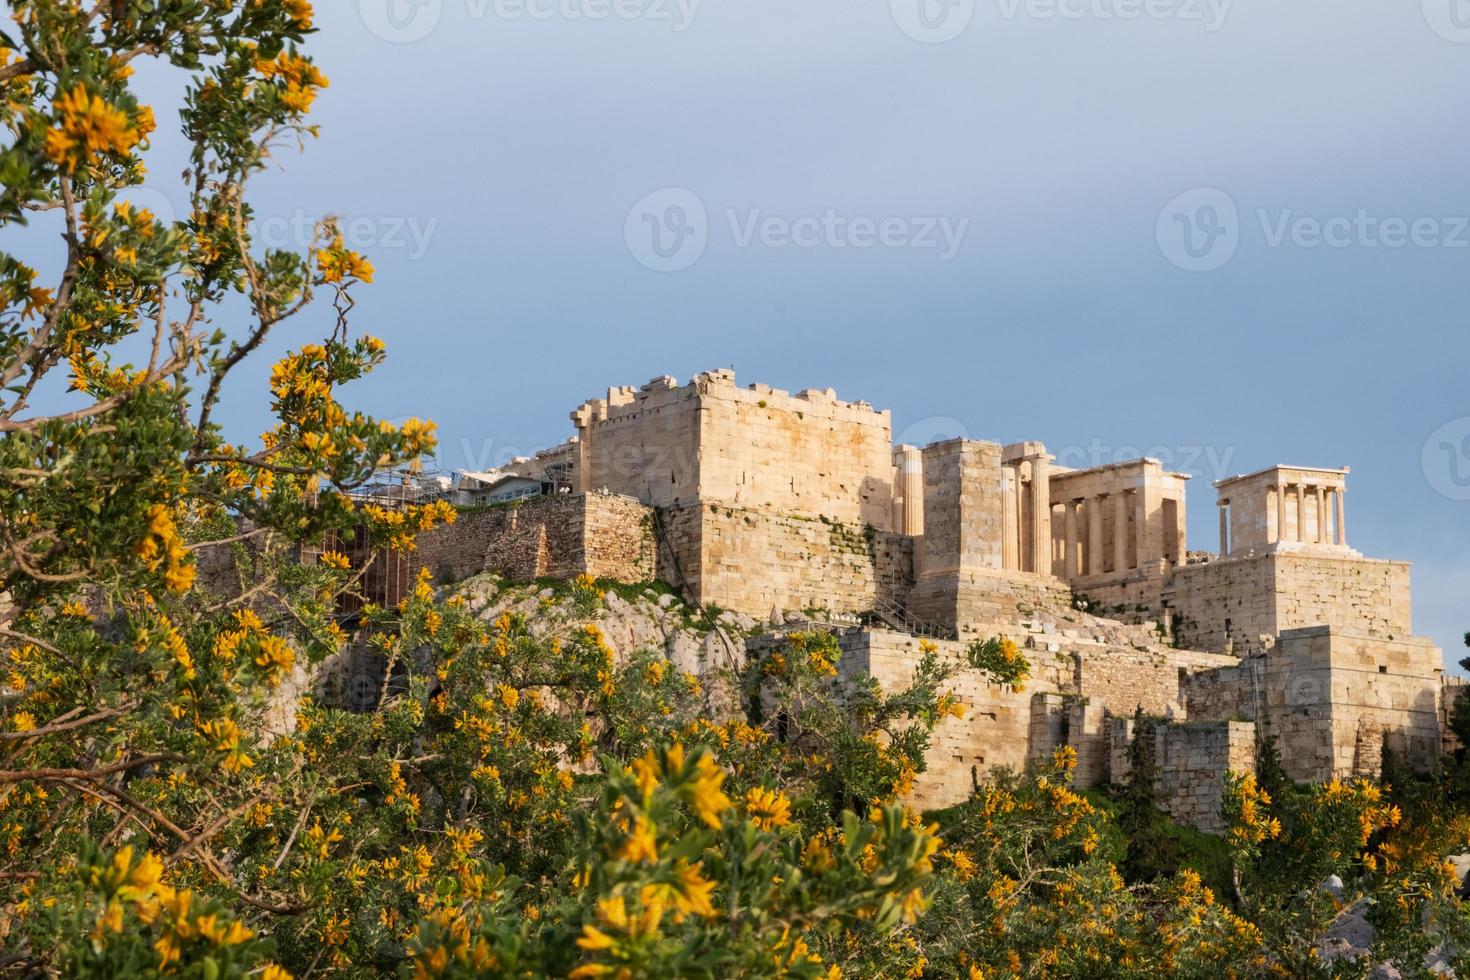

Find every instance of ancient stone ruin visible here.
[372,370,1456,832]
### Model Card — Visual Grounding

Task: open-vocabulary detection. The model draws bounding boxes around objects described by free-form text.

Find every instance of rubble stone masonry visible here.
[410,492,654,586]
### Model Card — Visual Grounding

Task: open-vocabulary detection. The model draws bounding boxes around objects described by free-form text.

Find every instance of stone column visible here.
[1335,488,1347,546]
[1219,501,1229,556]
[1001,467,1018,570]
[900,445,924,537]
[1114,492,1130,572]
[1088,495,1105,575]
[1275,481,1287,545]
[1134,488,1148,569]
[1063,501,1079,579]
[1323,487,1334,549]
[1028,457,1051,576]
[1295,483,1307,543]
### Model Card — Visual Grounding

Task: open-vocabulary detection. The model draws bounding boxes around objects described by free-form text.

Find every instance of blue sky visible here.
[12,0,1470,664]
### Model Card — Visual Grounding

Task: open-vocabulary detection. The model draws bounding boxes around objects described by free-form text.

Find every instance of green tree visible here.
[1115,710,1172,883]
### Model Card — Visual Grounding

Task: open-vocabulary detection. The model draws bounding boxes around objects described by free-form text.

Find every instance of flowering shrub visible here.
[4,3,1470,977]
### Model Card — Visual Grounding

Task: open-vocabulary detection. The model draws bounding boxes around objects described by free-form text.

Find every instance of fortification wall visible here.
[831,630,1069,810]
[572,379,703,507]
[572,371,896,527]
[1181,658,1258,722]
[807,626,1243,811]
[1164,552,1413,655]
[1265,627,1442,780]
[410,493,654,586]
[697,376,896,527]
[1272,553,1412,639]
[1074,645,1239,720]
[1181,628,1443,782]
[656,503,911,618]
[1111,719,1257,833]
[1163,555,1277,654]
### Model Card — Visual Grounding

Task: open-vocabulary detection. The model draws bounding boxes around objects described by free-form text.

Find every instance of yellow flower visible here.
[253,635,296,686]
[576,923,616,951]
[617,816,659,864]
[10,712,36,733]
[255,52,329,114]
[319,550,350,570]
[284,0,314,27]
[316,237,374,284]
[198,719,253,774]
[745,787,793,832]
[43,86,143,172]
[631,748,661,800]
[675,861,718,919]
[683,750,731,829]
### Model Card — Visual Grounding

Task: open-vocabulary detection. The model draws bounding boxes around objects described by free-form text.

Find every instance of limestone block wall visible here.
[571,370,896,527]
[1164,553,1414,655]
[789,626,1242,811]
[913,569,1078,638]
[910,439,1015,630]
[1442,677,1468,756]
[653,502,912,619]
[697,375,896,527]
[1073,566,1176,622]
[1266,628,1442,779]
[408,492,655,588]
[1074,645,1240,720]
[917,439,1006,576]
[1272,554,1412,639]
[571,377,704,507]
[1163,555,1277,654]
[830,629,1070,811]
[1183,628,1444,782]
[1111,719,1257,833]
[1181,656,1259,722]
